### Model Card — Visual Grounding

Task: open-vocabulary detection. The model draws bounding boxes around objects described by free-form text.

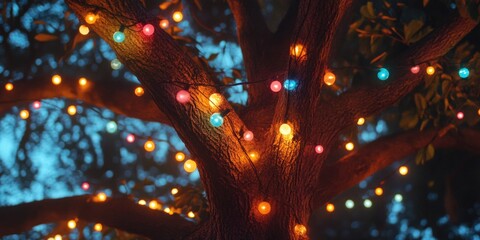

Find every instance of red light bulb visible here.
[176,90,191,103]
[142,24,154,36]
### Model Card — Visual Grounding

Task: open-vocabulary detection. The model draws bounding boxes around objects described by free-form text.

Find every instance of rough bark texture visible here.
[1,0,479,239]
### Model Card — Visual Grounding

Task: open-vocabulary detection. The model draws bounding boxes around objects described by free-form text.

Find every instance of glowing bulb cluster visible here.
[257,201,271,215]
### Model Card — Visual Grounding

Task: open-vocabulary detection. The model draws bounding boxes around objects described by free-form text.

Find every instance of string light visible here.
[398,166,408,175]
[326,203,335,212]
[159,19,169,29]
[345,199,354,209]
[111,59,122,70]
[135,87,145,96]
[113,26,125,43]
[357,117,365,126]
[67,220,76,229]
[149,200,160,210]
[94,223,103,232]
[283,79,298,91]
[67,105,77,116]
[294,224,307,236]
[172,11,183,22]
[315,145,324,154]
[243,131,254,141]
[375,187,383,196]
[209,93,223,108]
[187,211,195,218]
[85,12,98,24]
[78,25,89,35]
[457,111,464,120]
[248,150,260,161]
[81,182,90,191]
[20,110,29,119]
[279,123,292,135]
[458,67,469,78]
[176,90,190,103]
[5,83,13,91]
[270,80,282,92]
[142,24,154,36]
[33,101,41,109]
[95,192,107,202]
[377,68,389,80]
[363,199,373,208]
[426,66,435,75]
[144,138,155,152]
[175,152,186,162]
[106,121,117,133]
[126,134,135,143]
[138,199,147,205]
[210,113,224,127]
[394,194,403,202]
[52,74,62,85]
[171,188,178,195]
[257,201,271,215]
[184,159,197,173]
[290,44,305,58]
[410,65,420,74]
[345,142,354,151]
[323,72,336,86]
[78,77,88,86]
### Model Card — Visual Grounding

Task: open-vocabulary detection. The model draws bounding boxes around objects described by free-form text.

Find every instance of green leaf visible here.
[404,20,424,43]
[34,33,58,42]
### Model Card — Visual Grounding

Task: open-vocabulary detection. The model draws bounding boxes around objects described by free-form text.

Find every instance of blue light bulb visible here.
[377,68,389,81]
[210,113,224,127]
[458,67,469,79]
[283,79,298,91]
[113,31,125,43]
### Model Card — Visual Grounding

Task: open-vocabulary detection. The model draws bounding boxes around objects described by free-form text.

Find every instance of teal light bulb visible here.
[210,113,224,127]
[113,31,125,43]
[377,68,389,81]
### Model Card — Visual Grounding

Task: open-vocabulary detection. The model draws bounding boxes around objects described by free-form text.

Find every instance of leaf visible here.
[400,110,419,129]
[415,148,426,164]
[232,69,242,79]
[33,20,46,25]
[34,33,58,42]
[159,1,172,10]
[420,119,429,131]
[360,2,376,19]
[370,52,387,64]
[194,0,202,10]
[426,144,435,161]
[414,93,427,112]
[207,53,219,61]
[404,20,424,43]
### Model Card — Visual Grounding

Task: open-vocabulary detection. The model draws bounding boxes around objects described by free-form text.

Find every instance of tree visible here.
[0,0,479,239]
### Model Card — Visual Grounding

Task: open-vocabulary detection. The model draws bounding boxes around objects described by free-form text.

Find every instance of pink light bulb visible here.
[176,90,191,103]
[243,131,254,141]
[81,182,90,191]
[410,65,420,74]
[457,112,464,120]
[270,81,282,92]
[126,134,135,143]
[142,24,154,36]
[315,145,324,154]
[33,101,41,109]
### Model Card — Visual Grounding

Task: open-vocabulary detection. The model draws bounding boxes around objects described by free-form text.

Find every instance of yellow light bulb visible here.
[326,203,335,212]
[94,223,103,232]
[144,139,155,152]
[138,199,147,205]
[345,142,354,151]
[135,86,144,97]
[52,74,62,85]
[187,211,195,218]
[209,93,223,108]
[164,207,171,213]
[290,44,306,58]
[95,192,107,202]
[172,11,183,22]
[171,188,178,195]
[184,159,197,173]
[5,83,14,91]
[175,152,186,162]
[20,110,29,119]
[375,187,383,196]
[426,66,435,75]
[399,166,408,175]
[85,12,98,24]
[67,105,77,116]
[248,151,260,162]
[54,234,62,240]
[357,117,365,126]
[294,224,307,236]
[279,123,292,136]
[257,201,271,215]
[78,77,88,86]
[323,72,336,86]
[477,108,480,116]
[67,219,76,229]
[149,200,160,210]
[78,25,90,35]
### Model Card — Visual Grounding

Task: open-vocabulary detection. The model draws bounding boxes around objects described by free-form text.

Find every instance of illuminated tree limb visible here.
[0,76,169,124]
[0,195,195,239]
[314,127,480,205]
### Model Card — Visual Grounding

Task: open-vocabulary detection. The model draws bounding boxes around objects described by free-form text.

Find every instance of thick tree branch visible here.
[0,76,169,124]
[0,195,195,239]
[322,15,478,131]
[314,128,480,205]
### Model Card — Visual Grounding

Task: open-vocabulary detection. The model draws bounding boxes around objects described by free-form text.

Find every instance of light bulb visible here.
[399,166,408,175]
[326,203,335,212]
[176,90,190,103]
[270,81,282,92]
[111,59,122,70]
[144,139,155,152]
[142,24,154,36]
[172,11,183,22]
[345,199,354,209]
[106,121,117,133]
[159,19,169,29]
[283,79,298,91]
[113,31,125,43]
[67,105,77,116]
[81,182,90,191]
[315,145,324,154]
[85,12,98,24]
[345,142,354,151]
[357,117,365,126]
[184,159,197,173]
[457,112,464,120]
[20,109,29,119]
[458,67,469,78]
[210,113,224,127]
[410,65,420,74]
[363,199,373,208]
[209,93,223,108]
[96,192,107,202]
[126,134,135,143]
[94,223,103,232]
[294,224,307,236]
[187,211,195,218]
[67,220,76,229]
[135,87,144,96]
[257,201,271,215]
[243,131,254,141]
[248,151,260,161]
[52,74,62,85]
[375,187,383,196]
[171,188,178,195]
[394,194,403,202]
[78,25,89,35]
[426,66,435,75]
[149,200,160,210]
[78,77,88,86]
[279,123,292,135]
[33,101,41,109]
[377,68,389,80]
[54,234,62,240]
[290,44,305,58]
[323,72,336,86]
[138,199,147,205]
[5,83,13,91]
[175,152,186,162]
